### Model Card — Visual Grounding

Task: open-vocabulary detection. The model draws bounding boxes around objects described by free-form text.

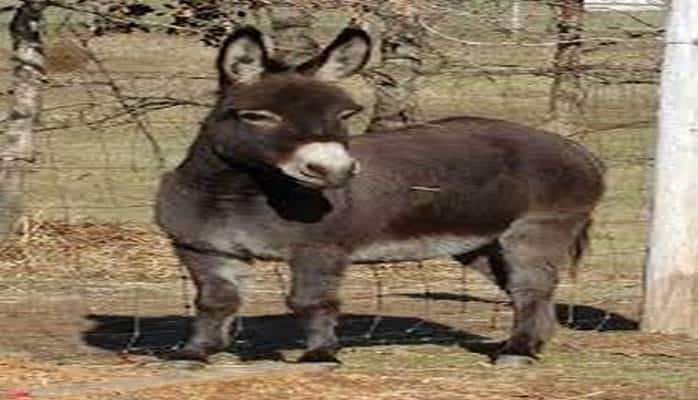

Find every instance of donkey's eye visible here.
[237,109,283,128]
[338,107,363,120]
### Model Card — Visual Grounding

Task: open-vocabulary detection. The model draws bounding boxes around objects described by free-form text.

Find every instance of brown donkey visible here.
[155,26,605,366]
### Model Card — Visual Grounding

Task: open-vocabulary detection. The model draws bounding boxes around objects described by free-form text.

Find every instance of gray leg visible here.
[286,245,348,363]
[496,256,557,364]
[494,213,589,365]
[174,246,254,361]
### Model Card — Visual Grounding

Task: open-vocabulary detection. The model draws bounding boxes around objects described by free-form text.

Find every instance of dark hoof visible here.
[493,354,537,367]
[163,348,211,363]
[298,349,341,364]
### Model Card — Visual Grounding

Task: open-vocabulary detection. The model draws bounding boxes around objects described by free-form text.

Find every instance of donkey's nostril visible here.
[304,162,328,177]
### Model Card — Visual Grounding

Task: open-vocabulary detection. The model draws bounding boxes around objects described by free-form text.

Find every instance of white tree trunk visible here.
[511,0,522,31]
[643,0,698,338]
[1,0,46,239]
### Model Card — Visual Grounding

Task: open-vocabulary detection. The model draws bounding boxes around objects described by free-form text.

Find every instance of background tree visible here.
[1,0,46,239]
[547,0,586,135]
[362,2,425,131]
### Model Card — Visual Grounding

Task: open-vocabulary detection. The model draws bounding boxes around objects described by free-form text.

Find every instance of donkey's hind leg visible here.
[494,213,590,365]
[173,246,255,361]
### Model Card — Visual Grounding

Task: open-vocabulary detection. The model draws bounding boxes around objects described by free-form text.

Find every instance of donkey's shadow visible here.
[82,294,637,361]
[401,292,639,331]
[82,313,492,361]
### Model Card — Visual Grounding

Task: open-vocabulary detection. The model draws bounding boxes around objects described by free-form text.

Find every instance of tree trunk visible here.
[1,0,46,239]
[547,0,585,135]
[365,4,423,132]
[511,0,522,32]
[642,0,698,338]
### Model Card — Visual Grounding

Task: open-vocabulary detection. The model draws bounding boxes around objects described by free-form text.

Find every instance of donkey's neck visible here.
[175,135,260,196]
[175,134,336,221]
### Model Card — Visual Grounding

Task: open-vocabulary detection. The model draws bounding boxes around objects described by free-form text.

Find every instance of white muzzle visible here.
[278,142,359,188]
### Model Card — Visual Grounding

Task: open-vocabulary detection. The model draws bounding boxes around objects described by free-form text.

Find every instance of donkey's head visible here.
[206,26,371,189]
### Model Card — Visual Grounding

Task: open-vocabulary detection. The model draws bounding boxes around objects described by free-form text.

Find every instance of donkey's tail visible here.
[569,218,592,281]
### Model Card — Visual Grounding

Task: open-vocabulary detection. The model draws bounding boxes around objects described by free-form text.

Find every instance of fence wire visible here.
[0,0,662,360]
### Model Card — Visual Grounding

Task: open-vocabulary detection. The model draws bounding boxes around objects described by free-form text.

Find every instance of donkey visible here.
[155,26,605,366]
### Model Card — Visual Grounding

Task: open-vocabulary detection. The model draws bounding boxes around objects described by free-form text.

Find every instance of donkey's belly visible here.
[350,235,495,263]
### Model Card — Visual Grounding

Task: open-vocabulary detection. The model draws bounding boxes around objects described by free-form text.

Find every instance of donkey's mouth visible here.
[295,170,330,189]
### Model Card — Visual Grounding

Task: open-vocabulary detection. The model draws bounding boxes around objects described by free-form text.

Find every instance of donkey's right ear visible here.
[217,26,269,86]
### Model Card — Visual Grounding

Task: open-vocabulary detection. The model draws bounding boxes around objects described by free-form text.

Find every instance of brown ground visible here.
[1,220,697,400]
[1,336,697,400]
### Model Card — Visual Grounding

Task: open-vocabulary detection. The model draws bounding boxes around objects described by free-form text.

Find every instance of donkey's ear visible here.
[297,28,371,81]
[217,26,270,86]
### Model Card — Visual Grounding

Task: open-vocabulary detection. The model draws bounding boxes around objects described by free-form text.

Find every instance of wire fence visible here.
[0,0,664,361]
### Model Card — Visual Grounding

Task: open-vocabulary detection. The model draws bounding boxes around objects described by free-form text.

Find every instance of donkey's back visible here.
[352,115,603,215]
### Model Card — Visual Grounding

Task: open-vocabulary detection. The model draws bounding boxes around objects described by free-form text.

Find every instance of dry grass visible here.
[0,216,180,282]
[46,372,660,400]
[1,349,694,400]
[0,355,158,389]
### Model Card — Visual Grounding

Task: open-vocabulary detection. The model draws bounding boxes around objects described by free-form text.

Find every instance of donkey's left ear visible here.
[297,28,371,81]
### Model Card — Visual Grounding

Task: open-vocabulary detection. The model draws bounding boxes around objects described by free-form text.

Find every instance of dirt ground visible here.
[1,222,697,400]
[1,325,697,400]
[2,352,695,400]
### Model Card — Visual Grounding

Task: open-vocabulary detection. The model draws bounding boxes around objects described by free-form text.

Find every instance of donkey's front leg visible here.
[287,245,348,363]
[174,246,255,362]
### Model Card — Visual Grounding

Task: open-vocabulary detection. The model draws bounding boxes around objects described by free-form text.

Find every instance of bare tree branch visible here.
[46,0,201,34]
[417,15,661,47]
[65,32,166,168]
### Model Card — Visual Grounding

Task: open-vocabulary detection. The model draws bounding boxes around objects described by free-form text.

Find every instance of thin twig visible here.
[418,16,661,47]
[66,33,166,168]
[555,391,606,400]
[36,98,201,133]
[410,186,441,192]
[0,5,16,15]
